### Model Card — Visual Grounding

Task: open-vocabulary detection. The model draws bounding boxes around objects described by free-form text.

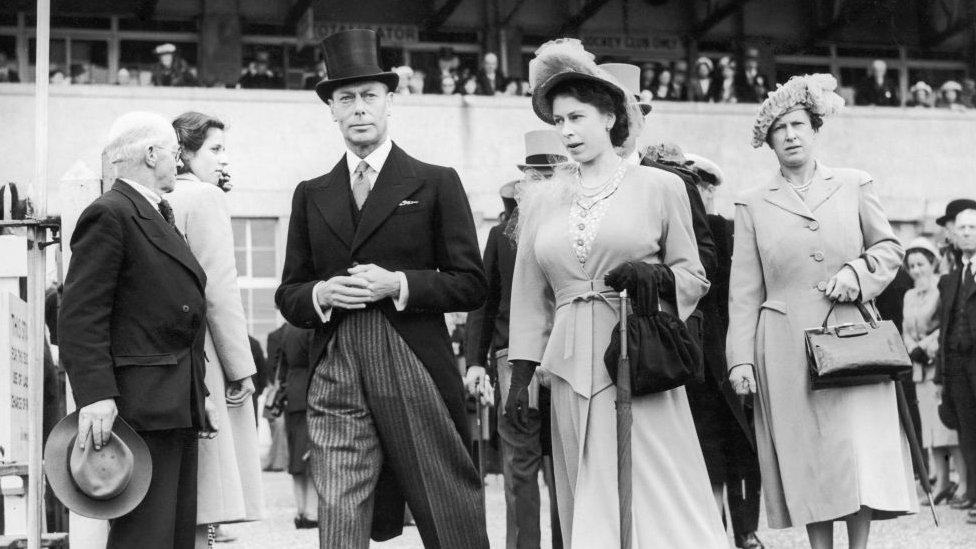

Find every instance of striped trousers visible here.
[306,310,488,548]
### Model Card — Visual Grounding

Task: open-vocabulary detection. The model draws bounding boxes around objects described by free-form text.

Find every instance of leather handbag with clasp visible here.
[805,300,912,389]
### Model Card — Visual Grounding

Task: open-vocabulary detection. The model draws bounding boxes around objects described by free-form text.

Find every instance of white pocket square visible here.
[398,200,420,207]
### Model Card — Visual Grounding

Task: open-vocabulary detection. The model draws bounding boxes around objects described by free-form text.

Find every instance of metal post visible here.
[29,1,51,548]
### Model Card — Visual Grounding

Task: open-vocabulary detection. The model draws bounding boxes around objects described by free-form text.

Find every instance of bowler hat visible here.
[44,412,152,519]
[517,130,569,171]
[315,29,399,103]
[599,63,652,115]
[937,198,976,226]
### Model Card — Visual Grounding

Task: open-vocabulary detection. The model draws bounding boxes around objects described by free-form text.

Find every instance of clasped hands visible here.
[316,264,400,310]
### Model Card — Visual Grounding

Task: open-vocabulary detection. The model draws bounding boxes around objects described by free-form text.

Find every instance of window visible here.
[232,218,280,344]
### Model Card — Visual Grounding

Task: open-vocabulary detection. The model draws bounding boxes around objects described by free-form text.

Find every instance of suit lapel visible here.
[805,164,843,212]
[308,159,355,249]
[112,181,206,290]
[351,144,423,254]
[763,182,815,221]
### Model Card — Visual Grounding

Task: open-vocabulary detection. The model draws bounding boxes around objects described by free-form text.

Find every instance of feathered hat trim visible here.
[529,39,631,124]
[751,73,844,148]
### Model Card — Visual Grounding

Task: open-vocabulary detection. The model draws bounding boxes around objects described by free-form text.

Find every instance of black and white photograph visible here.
[2,1,976,547]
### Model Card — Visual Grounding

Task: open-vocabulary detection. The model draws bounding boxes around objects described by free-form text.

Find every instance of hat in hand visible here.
[44,411,152,519]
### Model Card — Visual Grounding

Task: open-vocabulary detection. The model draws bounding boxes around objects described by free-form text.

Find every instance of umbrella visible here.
[616,290,633,549]
[894,380,939,526]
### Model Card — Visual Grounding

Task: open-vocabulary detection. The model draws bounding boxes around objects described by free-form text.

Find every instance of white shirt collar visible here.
[120,178,162,212]
[345,139,393,188]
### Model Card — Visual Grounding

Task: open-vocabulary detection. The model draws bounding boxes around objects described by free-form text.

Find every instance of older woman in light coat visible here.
[728,75,915,549]
[168,112,263,546]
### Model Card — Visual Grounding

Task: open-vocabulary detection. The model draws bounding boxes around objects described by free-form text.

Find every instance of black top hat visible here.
[315,29,399,103]
[937,198,976,226]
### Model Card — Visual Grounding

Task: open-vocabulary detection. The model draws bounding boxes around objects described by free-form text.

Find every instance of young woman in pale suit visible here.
[728,75,915,549]
[506,39,726,548]
[168,112,264,546]
[902,237,965,503]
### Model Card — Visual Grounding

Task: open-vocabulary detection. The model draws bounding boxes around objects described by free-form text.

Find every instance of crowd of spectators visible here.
[3,42,976,112]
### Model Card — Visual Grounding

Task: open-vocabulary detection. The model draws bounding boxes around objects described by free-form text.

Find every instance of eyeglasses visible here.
[154,144,182,161]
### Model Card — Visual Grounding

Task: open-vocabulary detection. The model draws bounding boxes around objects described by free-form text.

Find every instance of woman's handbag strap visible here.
[820,299,879,331]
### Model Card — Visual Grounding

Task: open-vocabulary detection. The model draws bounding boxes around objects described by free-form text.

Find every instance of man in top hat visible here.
[937,198,976,274]
[463,129,566,549]
[57,111,215,548]
[936,206,976,513]
[275,29,489,548]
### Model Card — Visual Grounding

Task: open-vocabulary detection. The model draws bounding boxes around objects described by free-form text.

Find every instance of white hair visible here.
[104,111,177,165]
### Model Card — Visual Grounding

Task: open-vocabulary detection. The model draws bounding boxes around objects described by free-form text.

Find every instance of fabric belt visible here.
[554,279,619,364]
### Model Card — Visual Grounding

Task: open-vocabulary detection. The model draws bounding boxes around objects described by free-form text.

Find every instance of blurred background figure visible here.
[936,81,967,111]
[48,68,68,85]
[689,56,714,102]
[736,47,769,103]
[639,62,657,93]
[908,81,933,108]
[70,64,90,85]
[0,49,19,82]
[672,59,689,100]
[303,59,327,90]
[713,56,738,103]
[901,238,964,507]
[652,68,677,101]
[961,78,976,108]
[440,73,458,95]
[275,324,318,530]
[409,70,426,94]
[393,65,414,94]
[476,52,505,95]
[263,323,290,472]
[855,59,899,106]
[116,67,133,86]
[152,42,197,87]
[238,50,282,89]
[462,75,479,95]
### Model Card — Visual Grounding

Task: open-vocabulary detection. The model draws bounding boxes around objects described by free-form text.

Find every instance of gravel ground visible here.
[221,471,976,548]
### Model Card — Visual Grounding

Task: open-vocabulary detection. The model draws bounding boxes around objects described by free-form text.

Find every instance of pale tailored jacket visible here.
[726,163,916,528]
[509,164,709,397]
[168,173,263,524]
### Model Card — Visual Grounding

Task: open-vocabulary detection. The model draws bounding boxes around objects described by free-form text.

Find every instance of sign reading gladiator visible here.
[297,10,419,48]
[0,293,29,463]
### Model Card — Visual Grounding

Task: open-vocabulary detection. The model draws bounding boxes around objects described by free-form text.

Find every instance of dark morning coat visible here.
[274,143,487,537]
[936,268,976,402]
[59,180,208,431]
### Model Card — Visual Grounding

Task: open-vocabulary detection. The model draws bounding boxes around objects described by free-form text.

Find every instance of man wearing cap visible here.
[936,207,976,513]
[57,111,215,548]
[463,130,566,549]
[275,29,488,548]
[937,199,976,274]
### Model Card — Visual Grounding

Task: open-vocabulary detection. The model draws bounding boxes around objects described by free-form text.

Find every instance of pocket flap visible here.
[760,300,787,314]
[113,353,178,367]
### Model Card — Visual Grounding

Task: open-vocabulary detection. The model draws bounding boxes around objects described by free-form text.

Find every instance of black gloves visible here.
[504,360,538,430]
[604,261,676,312]
[909,346,929,365]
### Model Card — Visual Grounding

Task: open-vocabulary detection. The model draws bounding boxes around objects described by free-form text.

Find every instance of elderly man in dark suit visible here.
[58,111,216,549]
[937,207,976,515]
[275,30,488,548]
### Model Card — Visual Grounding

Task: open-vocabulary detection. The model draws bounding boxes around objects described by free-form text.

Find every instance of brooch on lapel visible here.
[398,200,420,207]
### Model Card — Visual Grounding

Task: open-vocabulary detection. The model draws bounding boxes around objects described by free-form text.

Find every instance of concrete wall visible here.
[2,84,974,234]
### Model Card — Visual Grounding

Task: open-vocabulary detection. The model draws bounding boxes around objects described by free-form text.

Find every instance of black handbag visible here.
[604,266,703,396]
[938,384,959,430]
[804,300,912,390]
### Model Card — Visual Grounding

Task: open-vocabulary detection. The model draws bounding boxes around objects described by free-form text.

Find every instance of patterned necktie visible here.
[353,160,371,210]
[158,199,176,227]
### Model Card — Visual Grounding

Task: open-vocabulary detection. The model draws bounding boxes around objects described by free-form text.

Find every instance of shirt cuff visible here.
[312,281,332,323]
[393,271,409,311]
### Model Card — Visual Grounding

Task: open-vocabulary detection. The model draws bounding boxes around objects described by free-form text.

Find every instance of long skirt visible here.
[548,376,726,548]
[917,379,959,449]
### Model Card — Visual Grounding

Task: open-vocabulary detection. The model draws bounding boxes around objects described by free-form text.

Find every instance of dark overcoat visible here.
[59,180,208,431]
